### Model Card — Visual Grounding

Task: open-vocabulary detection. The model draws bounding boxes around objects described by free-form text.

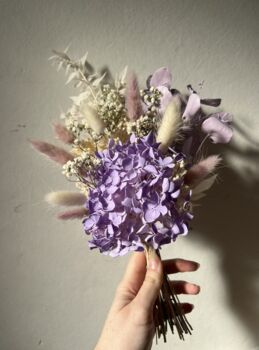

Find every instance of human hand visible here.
[95,251,200,350]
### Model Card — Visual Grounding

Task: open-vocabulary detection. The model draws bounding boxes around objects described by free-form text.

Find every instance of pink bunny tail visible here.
[57,207,88,220]
[29,139,73,165]
[53,123,75,144]
[185,155,221,186]
[125,72,143,121]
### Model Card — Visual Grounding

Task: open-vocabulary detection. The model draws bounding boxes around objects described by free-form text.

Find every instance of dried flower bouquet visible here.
[31,49,233,341]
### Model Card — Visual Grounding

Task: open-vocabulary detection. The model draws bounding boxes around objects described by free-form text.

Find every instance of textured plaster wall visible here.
[0,1,259,349]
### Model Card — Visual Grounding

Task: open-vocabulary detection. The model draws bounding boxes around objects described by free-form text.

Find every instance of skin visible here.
[95,251,200,350]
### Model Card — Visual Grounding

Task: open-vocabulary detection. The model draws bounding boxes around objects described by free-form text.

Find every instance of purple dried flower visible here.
[182,93,201,122]
[83,133,193,257]
[147,67,174,113]
[150,67,172,88]
[202,115,233,143]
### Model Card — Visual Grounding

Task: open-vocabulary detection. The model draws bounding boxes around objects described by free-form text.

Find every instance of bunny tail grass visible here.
[45,191,87,206]
[57,207,87,220]
[125,72,143,121]
[53,123,75,144]
[192,174,217,201]
[29,140,73,165]
[157,95,182,153]
[80,104,105,134]
[185,155,221,186]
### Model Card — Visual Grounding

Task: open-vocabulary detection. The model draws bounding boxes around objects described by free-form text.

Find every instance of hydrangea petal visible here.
[144,207,161,223]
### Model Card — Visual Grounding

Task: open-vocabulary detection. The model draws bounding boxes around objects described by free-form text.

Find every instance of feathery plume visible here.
[80,103,105,134]
[156,95,182,153]
[45,191,87,206]
[185,155,221,186]
[29,140,73,165]
[192,174,217,201]
[125,72,143,121]
[57,207,87,220]
[53,123,75,144]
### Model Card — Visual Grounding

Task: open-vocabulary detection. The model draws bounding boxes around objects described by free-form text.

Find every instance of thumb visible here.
[134,249,163,311]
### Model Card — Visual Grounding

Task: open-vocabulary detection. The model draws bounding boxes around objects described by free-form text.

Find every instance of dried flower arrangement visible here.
[30,48,233,341]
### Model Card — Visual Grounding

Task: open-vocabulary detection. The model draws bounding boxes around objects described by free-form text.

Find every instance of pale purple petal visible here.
[159,205,168,215]
[83,217,96,230]
[144,207,161,223]
[159,156,174,167]
[109,212,123,226]
[202,116,233,143]
[172,224,180,234]
[162,178,170,192]
[157,86,174,113]
[209,112,233,123]
[150,177,160,186]
[171,189,180,198]
[107,185,118,194]
[144,164,158,174]
[122,197,132,207]
[106,200,116,211]
[182,93,200,122]
[150,67,172,88]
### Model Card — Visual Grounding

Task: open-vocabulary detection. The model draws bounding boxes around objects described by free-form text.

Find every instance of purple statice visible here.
[83,133,193,257]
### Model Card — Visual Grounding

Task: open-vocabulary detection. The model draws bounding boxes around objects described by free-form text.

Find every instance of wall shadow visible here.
[193,127,259,344]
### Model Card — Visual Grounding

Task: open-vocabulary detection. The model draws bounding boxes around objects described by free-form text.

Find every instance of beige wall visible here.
[0,1,259,349]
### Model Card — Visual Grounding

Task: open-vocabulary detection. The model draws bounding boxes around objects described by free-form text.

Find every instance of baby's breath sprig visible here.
[126,87,162,137]
[97,84,127,134]
[65,117,88,140]
[51,50,131,153]
[141,86,162,113]
[126,115,157,137]
[62,152,100,189]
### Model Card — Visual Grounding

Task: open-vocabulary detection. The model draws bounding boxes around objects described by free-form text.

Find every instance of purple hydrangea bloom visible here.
[83,133,193,257]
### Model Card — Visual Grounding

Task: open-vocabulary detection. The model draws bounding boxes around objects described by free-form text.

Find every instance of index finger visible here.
[163,258,200,274]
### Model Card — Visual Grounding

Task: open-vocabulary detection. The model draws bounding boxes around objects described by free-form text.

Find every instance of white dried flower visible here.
[97,84,127,133]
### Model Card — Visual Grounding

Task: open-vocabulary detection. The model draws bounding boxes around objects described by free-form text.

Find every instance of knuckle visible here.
[115,281,127,296]
[144,272,161,288]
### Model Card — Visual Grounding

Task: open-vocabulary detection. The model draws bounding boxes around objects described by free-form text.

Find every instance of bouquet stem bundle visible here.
[145,246,192,342]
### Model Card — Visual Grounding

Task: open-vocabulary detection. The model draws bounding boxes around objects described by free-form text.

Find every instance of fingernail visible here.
[194,284,201,293]
[193,262,200,270]
[190,283,200,294]
[148,258,159,271]
[147,250,160,271]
